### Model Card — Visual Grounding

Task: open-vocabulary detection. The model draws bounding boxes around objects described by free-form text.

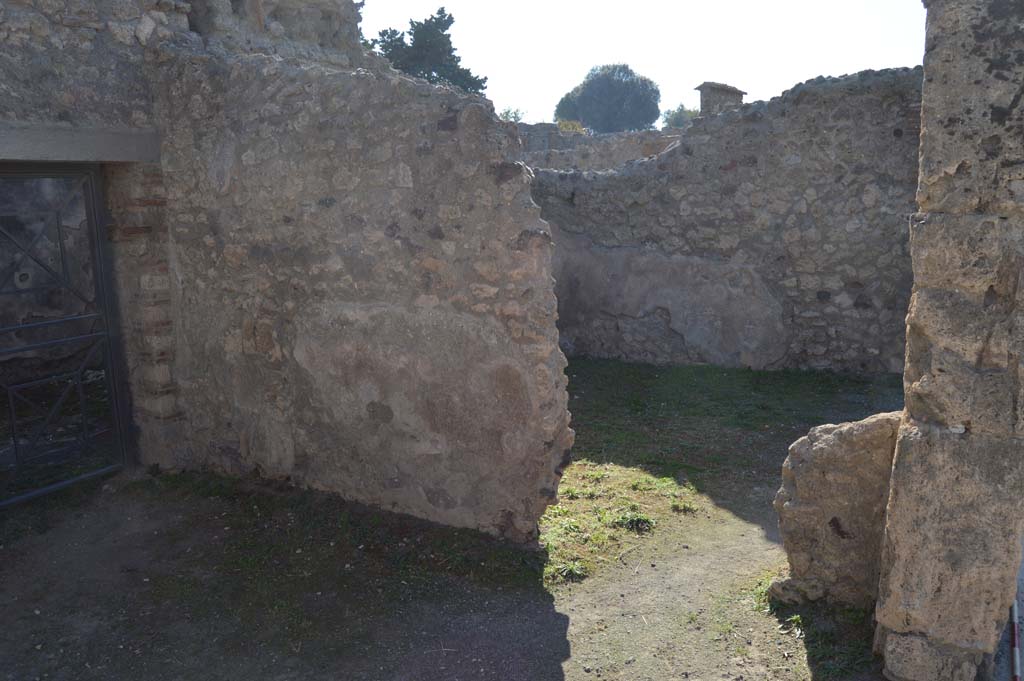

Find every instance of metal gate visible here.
[0,165,126,507]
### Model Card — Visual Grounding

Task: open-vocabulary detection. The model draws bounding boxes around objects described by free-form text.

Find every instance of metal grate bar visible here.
[0,312,101,336]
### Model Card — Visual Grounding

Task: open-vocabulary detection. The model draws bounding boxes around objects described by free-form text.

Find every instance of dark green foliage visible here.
[554,92,580,124]
[610,506,656,533]
[662,104,699,129]
[370,7,487,94]
[499,107,524,122]
[554,64,661,133]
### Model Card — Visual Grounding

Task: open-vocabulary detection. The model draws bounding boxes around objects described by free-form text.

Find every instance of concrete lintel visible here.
[0,124,161,163]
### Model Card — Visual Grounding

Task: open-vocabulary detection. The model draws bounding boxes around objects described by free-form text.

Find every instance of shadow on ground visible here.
[548,358,900,680]
[565,357,904,543]
[0,475,571,681]
[761,594,884,681]
[1,358,904,681]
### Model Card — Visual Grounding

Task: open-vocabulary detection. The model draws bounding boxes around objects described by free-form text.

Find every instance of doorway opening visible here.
[0,165,126,506]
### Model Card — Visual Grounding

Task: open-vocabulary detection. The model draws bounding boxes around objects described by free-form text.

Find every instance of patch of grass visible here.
[540,359,903,587]
[681,480,700,494]
[629,479,654,492]
[540,459,701,584]
[556,518,583,535]
[545,559,589,583]
[545,504,572,518]
[749,568,781,613]
[609,506,655,533]
[671,500,698,514]
[713,619,736,637]
[782,614,805,636]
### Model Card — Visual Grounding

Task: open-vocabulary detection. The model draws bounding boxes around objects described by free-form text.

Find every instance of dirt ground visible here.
[0,360,903,681]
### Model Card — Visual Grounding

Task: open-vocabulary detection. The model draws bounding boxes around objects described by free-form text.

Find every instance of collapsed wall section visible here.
[146,23,573,542]
[517,123,682,171]
[873,1,1024,678]
[533,69,922,372]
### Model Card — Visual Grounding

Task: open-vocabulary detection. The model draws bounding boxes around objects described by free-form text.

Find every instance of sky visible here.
[360,0,927,124]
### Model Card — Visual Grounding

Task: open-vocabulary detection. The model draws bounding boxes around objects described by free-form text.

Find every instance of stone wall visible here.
[149,36,573,541]
[0,0,191,130]
[184,0,366,68]
[517,123,682,171]
[533,68,922,372]
[0,0,574,543]
[873,1,1024,678]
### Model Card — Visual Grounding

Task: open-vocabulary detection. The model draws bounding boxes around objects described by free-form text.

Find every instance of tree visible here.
[554,64,661,133]
[370,8,487,94]
[554,92,580,125]
[498,107,524,123]
[662,104,699,129]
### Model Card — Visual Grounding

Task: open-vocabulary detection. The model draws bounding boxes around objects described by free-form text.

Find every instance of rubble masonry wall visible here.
[0,0,574,542]
[533,69,922,372]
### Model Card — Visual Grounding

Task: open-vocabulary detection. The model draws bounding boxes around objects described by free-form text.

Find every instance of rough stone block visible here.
[876,424,1024,659]
[909,213,1024,297]
[903,212,1024,436]
[876,630,982,681]
[904,349,1019,437]
[917,0,1024,217]
[771,412,902,607]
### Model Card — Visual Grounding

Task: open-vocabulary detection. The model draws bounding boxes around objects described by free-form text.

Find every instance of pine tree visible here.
[371,8,487,94]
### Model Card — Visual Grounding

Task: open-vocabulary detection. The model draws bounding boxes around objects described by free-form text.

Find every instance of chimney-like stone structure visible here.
[695,82,746,116]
